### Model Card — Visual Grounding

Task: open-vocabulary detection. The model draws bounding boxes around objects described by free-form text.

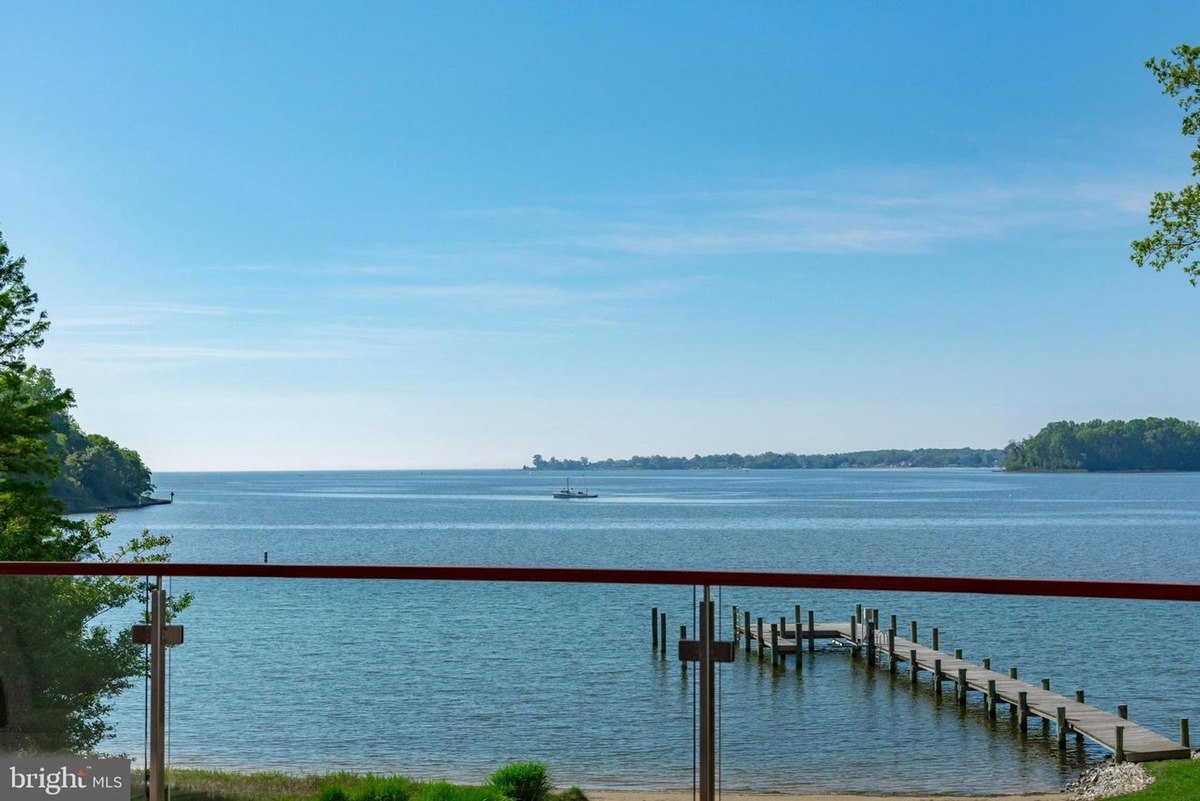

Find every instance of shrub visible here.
[353,777,410,801]
[488,763,551,801]
[417,782,510,801]
[319,789,351,801]
[553,789,587,801]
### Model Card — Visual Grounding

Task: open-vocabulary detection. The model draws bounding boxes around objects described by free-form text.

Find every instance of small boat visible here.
[552,478,597,499]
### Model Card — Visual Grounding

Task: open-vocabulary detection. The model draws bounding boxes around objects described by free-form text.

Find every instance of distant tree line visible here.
[1004,417,1200,471]
[19,368,154,511]
[528,448,1004,471]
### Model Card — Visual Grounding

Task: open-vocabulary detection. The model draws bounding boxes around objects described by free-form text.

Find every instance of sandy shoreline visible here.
[589,791,1063,801]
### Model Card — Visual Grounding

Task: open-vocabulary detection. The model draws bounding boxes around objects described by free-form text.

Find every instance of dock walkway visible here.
[735,617,1190,763]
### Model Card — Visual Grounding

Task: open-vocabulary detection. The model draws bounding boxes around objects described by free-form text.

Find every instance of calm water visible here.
[95,469,1200,794]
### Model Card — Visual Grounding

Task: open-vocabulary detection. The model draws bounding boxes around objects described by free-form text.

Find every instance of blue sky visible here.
[2,2,1199,470]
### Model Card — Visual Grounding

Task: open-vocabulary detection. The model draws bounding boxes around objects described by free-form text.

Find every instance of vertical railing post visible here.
[699,587,715,801]
[149,576,166,801]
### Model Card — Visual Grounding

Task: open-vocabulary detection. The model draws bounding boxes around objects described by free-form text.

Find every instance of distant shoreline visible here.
[66,496,173,515]
[527,448,1004,472]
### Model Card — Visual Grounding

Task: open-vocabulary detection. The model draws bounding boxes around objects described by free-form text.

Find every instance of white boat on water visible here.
[552,478,597,499]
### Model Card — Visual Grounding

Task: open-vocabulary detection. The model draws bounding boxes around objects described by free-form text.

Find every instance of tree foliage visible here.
[1131,44,1200,284]
[0,229,185,754]
[22,368,154,511]
[0,233,50,367]
[530,448,1003,471]
[1004,417,1200,472]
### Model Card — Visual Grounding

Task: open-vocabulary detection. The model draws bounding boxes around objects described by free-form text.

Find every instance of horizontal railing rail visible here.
[1,561,1199,601]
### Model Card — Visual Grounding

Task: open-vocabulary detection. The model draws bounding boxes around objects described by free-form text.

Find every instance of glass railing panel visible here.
[0,573,147,799]
[4,571,1197,799]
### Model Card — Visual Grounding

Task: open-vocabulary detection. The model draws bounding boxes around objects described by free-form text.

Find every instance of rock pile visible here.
[1067,760,1153,800]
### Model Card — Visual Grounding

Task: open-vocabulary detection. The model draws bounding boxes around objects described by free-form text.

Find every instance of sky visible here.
[2,2,1199,471]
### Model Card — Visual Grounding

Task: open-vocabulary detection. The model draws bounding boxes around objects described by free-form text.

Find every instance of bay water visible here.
[95,469,1200,794]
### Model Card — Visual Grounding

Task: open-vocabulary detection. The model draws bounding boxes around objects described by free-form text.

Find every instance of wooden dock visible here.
[733,616,1191,763]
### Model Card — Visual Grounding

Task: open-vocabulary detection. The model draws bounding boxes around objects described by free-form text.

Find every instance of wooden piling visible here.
[957,668,967,705]
[932,627,939,651]
[866,619,876,667]
[910,619,918,643]
[955,648,963,660]
[850,616,857,644]
[1116,726,1125,763]
[651,607,659,650]
[770,623,779,666]
[743,610,752,654]
[1009,667,1018,713]
[1041,680,1050,731]
[1057,706,1067,748]
[888,630,896,673]
[1118,704,1128,720]
[987,679,997,718]
[731,605,739,645]
[807,610,815,652]
[982,657,990,670]
[757,617,765,661]
[889,614,897,634]
[1019,691,1028,732]
[1075,691,1085,743]
[909,649,918,685]
[855,603,863,623]
[794,605,802,671]
[934,658,942,695]
[1181,718,1190,748]
[680,625,688,673]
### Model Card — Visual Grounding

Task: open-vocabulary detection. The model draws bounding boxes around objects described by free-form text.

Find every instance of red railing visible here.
[2,561,1200,602]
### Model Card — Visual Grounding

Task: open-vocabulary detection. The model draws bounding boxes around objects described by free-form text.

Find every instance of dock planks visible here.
[735,618,1190,762]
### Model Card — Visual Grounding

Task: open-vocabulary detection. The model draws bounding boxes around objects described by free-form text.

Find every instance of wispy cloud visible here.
[54,302,276,330]
[73,343,352,362]
[114,302,259,317]
[339,167,1159,270]
[542,174,1156,257]
[52,316,146,330]
[352,277,699,309]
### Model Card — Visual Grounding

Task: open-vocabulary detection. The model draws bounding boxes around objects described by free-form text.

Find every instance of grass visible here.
[130,766,586,801]
[1109,759,1200,800]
